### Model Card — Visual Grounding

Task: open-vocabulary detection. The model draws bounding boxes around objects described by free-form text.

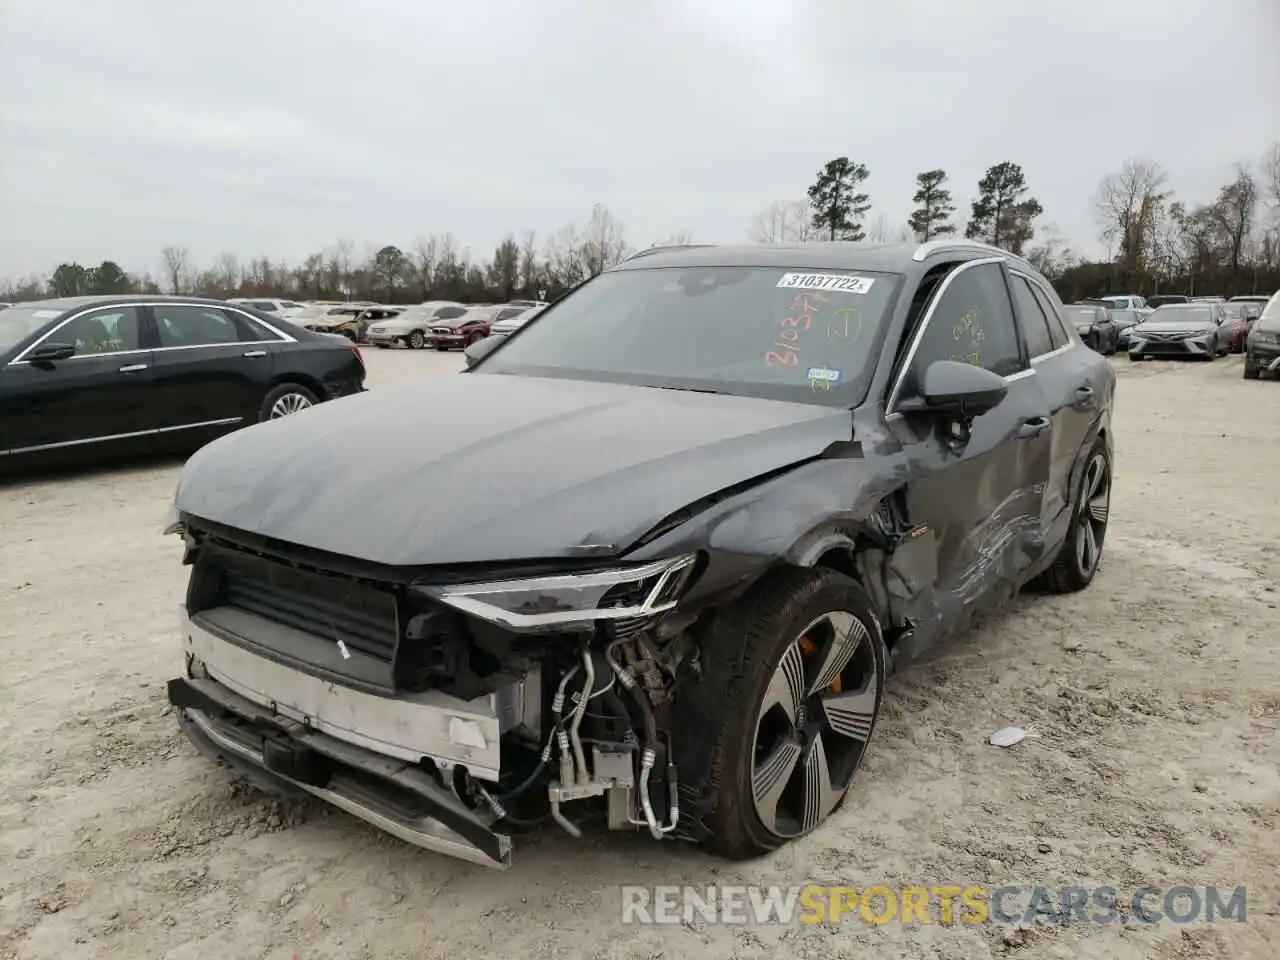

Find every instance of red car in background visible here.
[426,303,529,350]
[1219,304,1251,352]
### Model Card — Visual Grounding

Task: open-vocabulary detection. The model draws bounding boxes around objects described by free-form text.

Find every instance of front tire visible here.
[259,383,318,422]
[1038,437,1111,593]
[407,330,425,350]
[677,567,886,860]
[1243,358,1261,380]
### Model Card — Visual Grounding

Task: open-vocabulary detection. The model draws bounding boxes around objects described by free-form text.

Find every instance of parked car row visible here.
[1069,292,1270,361]
[365,300,545,350]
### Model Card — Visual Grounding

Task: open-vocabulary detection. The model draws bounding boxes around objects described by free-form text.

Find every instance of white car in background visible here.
[365,301,469,349]
[489,304,545,337]
[227,297,310,318]
[1098,294,1152,316]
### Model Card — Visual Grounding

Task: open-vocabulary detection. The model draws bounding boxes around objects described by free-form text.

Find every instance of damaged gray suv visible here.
[165,240,1116,868]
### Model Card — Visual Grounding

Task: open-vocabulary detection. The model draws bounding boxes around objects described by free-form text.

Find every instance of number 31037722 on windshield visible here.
[765,292,828,367]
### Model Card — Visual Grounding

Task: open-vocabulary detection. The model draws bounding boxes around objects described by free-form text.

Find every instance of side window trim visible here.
[8,304,150,364]
[885,255,1010,415]
[1013,271,1077,360]
[9,302,295,365]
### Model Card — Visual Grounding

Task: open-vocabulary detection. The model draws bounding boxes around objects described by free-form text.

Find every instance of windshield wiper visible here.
[642,384,726,395]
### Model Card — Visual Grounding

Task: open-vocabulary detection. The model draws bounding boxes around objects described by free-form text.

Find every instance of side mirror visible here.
[898,360,1008,418]
[463,334,503,369]
[27,342,77,363]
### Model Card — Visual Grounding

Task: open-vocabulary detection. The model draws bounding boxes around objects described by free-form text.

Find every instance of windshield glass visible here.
[1150,305,1213,324]
[1063,306,1100,323]
[291,305,328,320]
[0,305,63,353]
[499,306,542,327]
[477,265,901,406]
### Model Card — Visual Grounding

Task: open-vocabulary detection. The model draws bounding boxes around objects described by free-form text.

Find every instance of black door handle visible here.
[1017,416,1051,439]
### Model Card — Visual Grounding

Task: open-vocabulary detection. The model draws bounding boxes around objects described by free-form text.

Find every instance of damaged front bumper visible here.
[168,617,514,868]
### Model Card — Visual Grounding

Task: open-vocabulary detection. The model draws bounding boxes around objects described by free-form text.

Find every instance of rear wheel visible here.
[677,567,886,859]
[1038,437,1111,593]
[259,383,318,422]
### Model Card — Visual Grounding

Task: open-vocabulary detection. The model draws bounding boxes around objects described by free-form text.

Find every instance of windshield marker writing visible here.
[766,291,829,367]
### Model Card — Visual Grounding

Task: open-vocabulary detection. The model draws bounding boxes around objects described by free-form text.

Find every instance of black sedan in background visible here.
[0,296,365,471]
[1062,303,1119,354]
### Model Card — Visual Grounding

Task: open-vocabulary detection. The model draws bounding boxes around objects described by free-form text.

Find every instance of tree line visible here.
[5,144,1278,307]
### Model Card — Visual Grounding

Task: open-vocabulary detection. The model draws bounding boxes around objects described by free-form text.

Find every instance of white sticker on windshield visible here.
[776,273,874,294]
[807,367,841,382]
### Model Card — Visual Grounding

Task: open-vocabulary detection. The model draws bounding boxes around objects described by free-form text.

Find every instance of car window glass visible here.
[248,301,278,311]
[228,309,287,342]
[909,262,1023,387]
[154,305,246,347]
[1010,276,1054,358]
[57,307,143,355]
[1028,282,1069,349]
[434,305,466,320]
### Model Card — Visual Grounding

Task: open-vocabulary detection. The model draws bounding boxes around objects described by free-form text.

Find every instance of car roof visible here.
[609,240,1039,276]
[613,242,922,274]
[14,294,270,314]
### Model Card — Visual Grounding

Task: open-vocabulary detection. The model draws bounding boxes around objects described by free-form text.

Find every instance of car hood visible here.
[174,374,855,567]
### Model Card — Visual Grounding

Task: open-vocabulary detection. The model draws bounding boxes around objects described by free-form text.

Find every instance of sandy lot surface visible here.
[2,349,1277,960]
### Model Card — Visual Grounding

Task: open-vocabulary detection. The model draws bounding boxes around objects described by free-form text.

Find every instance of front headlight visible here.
[416,553,698,631]
[1254,331,1279,345]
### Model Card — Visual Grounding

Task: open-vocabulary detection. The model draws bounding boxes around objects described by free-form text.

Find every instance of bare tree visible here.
[1264,142,1280,215]
[411,236,438,300]
[518,230,539,294]
[160,245,190,294]
[581,204,627,276]
[1094,160,1168,278]
[546,222,586,288]
[866,214,891,243]
[1210,166,1258,275]
[1026,224,1076,281]
[212,253,240,293]
[748,200,814,243]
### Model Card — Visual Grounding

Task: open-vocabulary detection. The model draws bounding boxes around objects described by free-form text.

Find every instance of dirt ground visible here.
[2,349,1277,960]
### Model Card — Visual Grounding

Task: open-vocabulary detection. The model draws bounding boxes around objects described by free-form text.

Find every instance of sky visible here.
[1,0,1277,282]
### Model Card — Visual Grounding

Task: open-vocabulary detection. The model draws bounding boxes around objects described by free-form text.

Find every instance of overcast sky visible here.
[1,0,1277,281]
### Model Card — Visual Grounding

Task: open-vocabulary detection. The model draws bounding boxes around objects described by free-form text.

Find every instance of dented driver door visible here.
[887,259,1053,642]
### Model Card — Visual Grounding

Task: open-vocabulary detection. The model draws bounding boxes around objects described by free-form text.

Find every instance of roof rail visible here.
[911,239,1028,264]
[624,243,714,261]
